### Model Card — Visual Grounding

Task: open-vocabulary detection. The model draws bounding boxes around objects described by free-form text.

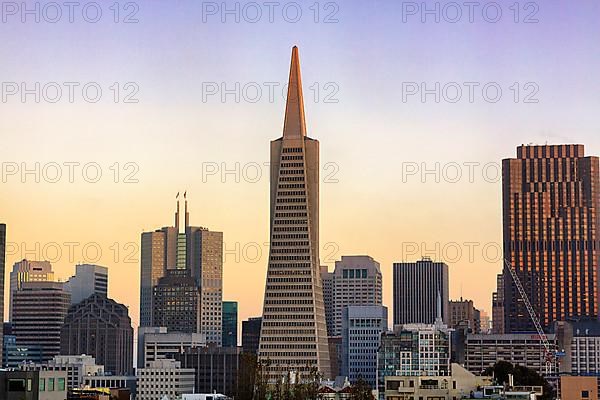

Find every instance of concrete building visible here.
[175,345,242,398]
[222,301,238,347]
[258,45,331,381]
[501,144,600,332]
[382,364,491,400]
[560,376,598,400]
[322,256,383,336]
[140,197,223,345]
[152,269,201,334]
[241,317,261,355]
[0,369,67,400]
[138,327,206,368]
[60,293,133,375]
[0,223,5,363]
[378,320,452,394]
[12,281,70,362]
[21,354,104,390]
[341,305,387,388]
[464,333,558,376]
[449,298,481,333]
[393,257,449,325]
[136,358,195,400]
[64,264,108,305]
[9,259,54,320]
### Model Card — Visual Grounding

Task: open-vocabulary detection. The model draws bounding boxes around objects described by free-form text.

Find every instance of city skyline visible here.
[3,1,600,333]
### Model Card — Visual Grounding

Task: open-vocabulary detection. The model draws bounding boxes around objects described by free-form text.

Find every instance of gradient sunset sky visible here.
[2,0,600,330]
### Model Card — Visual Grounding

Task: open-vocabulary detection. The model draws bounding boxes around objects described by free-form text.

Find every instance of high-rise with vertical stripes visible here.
[393,257,449,325]
[258,46,331,380]
[501,144,600,332]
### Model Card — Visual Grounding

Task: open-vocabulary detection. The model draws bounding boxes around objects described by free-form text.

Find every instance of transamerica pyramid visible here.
[258,46,332,381]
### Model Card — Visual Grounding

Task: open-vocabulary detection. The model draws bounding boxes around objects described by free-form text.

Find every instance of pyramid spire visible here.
[282,46,307,138]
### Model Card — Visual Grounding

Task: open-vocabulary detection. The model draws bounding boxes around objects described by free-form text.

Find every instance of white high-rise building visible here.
[322,256,383,336]
[64,264,108,305]
[341,305,388,387]
[136,359,195,400]
[258,46,331,380]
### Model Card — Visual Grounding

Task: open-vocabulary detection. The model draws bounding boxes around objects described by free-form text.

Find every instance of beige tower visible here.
[258,46,331,381]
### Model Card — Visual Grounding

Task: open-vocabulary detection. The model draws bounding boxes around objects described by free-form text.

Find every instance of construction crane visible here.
[503,259,558,374]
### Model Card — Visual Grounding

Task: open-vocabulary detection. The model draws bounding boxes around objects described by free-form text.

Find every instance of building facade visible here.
[464,333,558,376]
[136,359,195,400]
[449,298,481,334]
[12,281,70,362]
[491,274,505,334]
[393,257,449,325]
[139,328,206,368]
[341,305,387,388]
[175,346,242,398]
[0,369,67,400]
[152,269,200,334]
[323,256,383,337]
[21,354,104,391]
[140,198,223,345]
[378,321,452,394]
[241,317,261,355]
[222,301,238,347]
[60,293,133,375]
[64,264,108,305]
[258,46,331,380]
[9,259,54,320]
[501,144,600,332]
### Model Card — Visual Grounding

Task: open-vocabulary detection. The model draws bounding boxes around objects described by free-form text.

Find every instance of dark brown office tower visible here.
[152,269,200,334]
[60,293,134,375]
[502,144,600,333]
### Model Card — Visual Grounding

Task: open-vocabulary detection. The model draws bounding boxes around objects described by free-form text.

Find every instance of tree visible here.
[348,376,374,400]
[483,361,555,400]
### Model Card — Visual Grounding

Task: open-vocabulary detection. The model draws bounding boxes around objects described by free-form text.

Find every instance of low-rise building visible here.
[0,369,67,400]
[138,327,206,368]
[83,374,136,396]
[136,358,195,400]
[560,376,598,400]
[464,333,558,376]
[175,345,241,398]
[382,364,491,400]
[21,354,104,390]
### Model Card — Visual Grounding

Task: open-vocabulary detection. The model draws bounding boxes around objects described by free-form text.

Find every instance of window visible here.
[39,378,46,392]
[27,379,32,392]
[582,390,589,398]
[48,378,55,391]
[58,378,66,391]
[7,379,26,392]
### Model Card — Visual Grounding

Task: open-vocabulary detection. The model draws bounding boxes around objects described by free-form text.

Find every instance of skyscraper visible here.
[258,46,331,380]
[140,196,223,344]
[393,257,449,325]
[449,298,481,333]
[341,305,388,388]
[152,269,200,334]
[60,293,134,375]
[492,273,505,334]
[0,224,5,363]
[222,301,238,347]
[324,255,383,336]
[64,264,108,305]
[9,259,54,320]
[241,317,261,355]
[501,144,600,332]
[12,281,70,362]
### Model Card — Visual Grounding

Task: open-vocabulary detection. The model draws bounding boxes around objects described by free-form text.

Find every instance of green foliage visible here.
[348,376,374,400]
[483,361,555,400]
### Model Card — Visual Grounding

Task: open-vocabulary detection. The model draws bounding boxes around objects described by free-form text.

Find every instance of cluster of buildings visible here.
[1,47,600,400]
